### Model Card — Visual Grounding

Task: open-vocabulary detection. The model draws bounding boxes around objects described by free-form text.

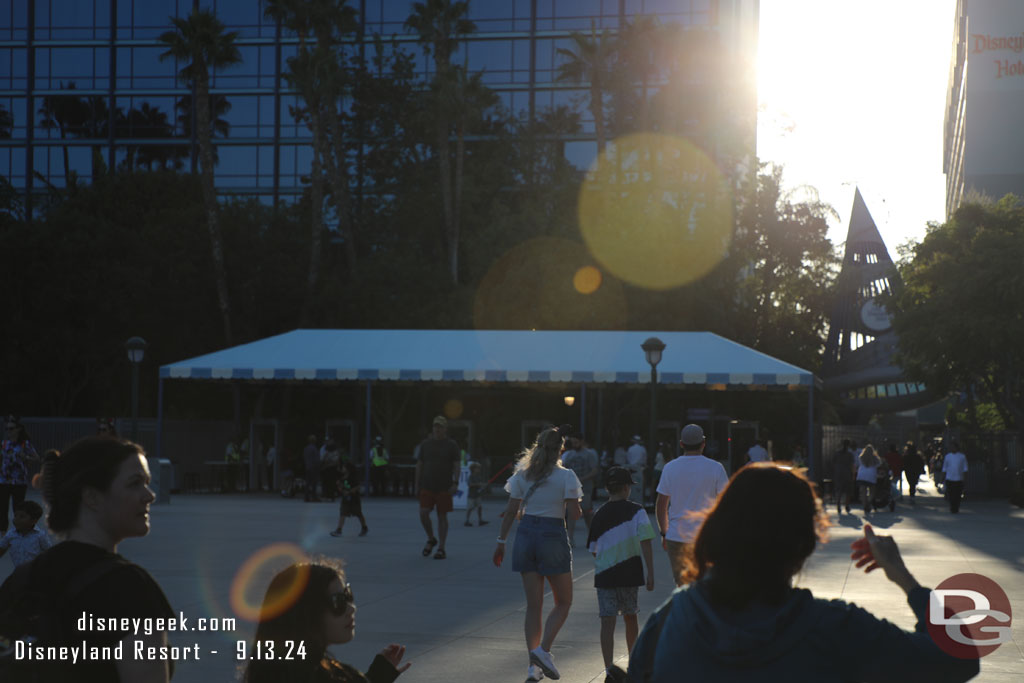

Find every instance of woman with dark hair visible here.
[0,415,39,533]
[493,427,582,682]
[243,560,409,683]
[625,463,979,682]
[0,436,174,682]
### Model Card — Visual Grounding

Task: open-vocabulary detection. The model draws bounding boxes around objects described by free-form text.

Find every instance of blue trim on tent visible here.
[159,330,816,389]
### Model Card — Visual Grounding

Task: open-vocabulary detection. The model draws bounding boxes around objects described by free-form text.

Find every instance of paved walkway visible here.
[5,477,1022,682]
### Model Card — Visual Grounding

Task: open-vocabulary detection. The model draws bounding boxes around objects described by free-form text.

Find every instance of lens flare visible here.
[473,237,627,330]
[573,266,603,294]
[578,133,734,290]
[230,542,309,622]
[444,399,464,419]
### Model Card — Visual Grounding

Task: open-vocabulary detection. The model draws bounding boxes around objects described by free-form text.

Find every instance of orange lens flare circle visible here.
[578,133,734,290]
[229,543,309,622]
[473,237,627,330]
[573,266,603,294]
[444,399,464,419]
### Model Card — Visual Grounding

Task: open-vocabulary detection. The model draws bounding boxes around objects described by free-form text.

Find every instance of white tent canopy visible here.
[156,330,819,482]
[160,329,814,387]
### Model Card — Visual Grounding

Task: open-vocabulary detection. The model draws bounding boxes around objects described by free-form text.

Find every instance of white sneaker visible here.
[529,647,559,680]
[526,664,545,681]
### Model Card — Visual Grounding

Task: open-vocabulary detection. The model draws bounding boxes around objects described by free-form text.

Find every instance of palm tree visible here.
[265,0,359,282]
[159,9,241,345]
[405,0,476,284]
[128,102,177,171]
[556,22,618,156]
[615,16,662,135]
[174,93,232,165]
[433,65,496,281]
[281,47,330,324]
[37,82,89,186]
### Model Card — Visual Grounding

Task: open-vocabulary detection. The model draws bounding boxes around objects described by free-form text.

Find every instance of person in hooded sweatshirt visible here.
[626,462,980,683]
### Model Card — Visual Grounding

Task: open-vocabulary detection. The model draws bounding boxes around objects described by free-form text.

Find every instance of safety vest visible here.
[460,449,468,466]
[371,446,389,467]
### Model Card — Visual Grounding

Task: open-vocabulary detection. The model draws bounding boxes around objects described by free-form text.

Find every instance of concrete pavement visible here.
[4,475,1022,682]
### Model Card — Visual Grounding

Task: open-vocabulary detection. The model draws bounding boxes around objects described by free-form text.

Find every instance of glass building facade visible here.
[1,0,758,212]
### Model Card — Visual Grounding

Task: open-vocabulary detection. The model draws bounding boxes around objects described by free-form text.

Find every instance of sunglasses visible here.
[327,583,354,615]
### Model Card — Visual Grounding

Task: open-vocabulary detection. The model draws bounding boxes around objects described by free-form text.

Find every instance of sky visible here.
[756,0,958,257]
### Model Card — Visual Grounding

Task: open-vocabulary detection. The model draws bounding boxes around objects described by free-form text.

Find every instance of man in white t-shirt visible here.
[746,440,769,463]
[626,435,648,504]
[656,424,729,587]
[941,441,969,514]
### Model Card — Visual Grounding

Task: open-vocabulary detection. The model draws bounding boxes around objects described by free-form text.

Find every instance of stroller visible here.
[279,471,307,498]
[872,467,897,512]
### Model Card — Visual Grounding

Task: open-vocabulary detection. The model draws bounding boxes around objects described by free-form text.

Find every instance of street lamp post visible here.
[641,337,665,509]
[125,336,147,443]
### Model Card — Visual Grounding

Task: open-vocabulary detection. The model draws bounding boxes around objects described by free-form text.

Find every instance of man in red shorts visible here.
[415,415,461,559]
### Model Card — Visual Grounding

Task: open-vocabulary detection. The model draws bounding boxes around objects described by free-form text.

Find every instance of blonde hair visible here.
[515,428,564,481]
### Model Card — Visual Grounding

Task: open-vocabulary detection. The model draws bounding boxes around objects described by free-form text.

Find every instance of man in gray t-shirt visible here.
[415,415,461,559]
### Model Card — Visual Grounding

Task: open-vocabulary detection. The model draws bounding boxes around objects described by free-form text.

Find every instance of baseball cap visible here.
[433,415,447,427]
[605,466,633,487]
[631,434,643,442]
[681,423,705,446]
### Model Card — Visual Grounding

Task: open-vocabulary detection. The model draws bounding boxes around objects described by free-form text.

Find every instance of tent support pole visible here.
[580,383,587,436]
[156,376,164,461]
[807,382,815,481]
[364,380,373,494]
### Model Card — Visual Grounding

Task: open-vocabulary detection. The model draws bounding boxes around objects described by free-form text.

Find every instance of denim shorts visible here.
[512,514,572,575]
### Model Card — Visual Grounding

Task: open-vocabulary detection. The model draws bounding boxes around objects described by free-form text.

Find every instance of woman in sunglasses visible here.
[0,415,39,533]
[243,560,410,683]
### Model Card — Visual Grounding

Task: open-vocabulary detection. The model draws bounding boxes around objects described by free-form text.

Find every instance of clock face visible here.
[860,299,892,332]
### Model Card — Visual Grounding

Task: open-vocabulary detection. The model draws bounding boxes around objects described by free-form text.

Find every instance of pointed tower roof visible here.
[846,188,890,259]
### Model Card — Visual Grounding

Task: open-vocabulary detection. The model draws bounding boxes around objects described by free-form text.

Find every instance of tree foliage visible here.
[883,196,1024,430]
[2,6,842,417]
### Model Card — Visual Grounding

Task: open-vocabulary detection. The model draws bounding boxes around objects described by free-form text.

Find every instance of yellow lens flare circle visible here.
[578,133,733,290]
[473,237,627,330]
[230,543,309,622]
[444,399,464,419]
[573,266,602,295]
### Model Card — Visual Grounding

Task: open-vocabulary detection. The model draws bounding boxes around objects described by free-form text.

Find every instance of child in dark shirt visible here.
[586,466,655,676]
[463,462,489,527]
[330,461,369,537]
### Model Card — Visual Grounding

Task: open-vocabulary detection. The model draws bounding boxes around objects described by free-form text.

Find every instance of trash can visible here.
[149,457,172,504]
